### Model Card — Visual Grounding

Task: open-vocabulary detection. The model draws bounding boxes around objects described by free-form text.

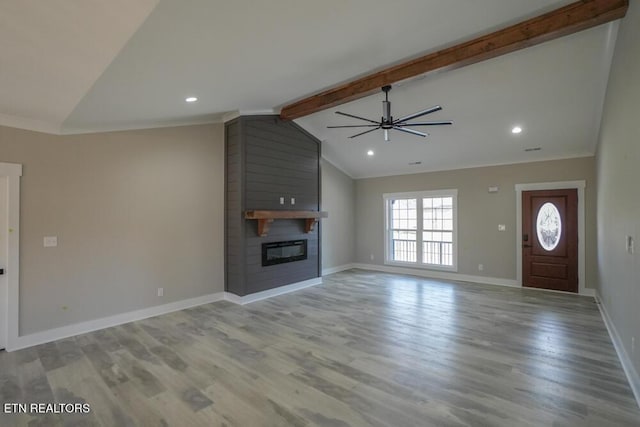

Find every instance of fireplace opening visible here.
[262,240,307,266]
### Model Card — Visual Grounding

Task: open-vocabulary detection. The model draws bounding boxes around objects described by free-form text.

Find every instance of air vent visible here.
[524,147,542,152]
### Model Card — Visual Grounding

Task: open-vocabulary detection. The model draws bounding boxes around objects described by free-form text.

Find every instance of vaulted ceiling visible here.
[0,0,159,134]
[0,0,624,177]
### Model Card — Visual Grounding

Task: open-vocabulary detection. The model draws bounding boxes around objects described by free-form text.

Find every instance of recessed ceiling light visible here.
[367,150,374,156]
[511,126,523,134]
[185,97,198,103]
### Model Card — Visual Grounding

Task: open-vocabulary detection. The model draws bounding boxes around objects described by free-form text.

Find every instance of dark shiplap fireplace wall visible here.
[225,115,321,296]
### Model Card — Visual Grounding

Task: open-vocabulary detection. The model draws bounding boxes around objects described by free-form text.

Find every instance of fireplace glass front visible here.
[262,240,307,266]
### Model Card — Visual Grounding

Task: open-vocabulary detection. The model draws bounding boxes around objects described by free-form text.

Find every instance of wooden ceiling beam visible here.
[279,0,628,121]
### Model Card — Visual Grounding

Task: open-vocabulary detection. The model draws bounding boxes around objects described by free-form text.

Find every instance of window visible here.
[536,202,561,251]
[384,190,457,270]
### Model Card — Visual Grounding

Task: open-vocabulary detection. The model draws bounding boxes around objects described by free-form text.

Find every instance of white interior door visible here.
[0,176,7,349]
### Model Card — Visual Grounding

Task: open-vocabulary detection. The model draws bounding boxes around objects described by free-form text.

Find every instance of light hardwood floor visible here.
[1,269,639,426]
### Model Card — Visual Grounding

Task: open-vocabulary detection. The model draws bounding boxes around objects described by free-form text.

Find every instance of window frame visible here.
[383,189,458,272]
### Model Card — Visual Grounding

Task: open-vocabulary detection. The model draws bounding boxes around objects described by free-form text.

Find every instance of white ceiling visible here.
[0,0,159,134]
[0,0,622,177]
[297,24,618,178]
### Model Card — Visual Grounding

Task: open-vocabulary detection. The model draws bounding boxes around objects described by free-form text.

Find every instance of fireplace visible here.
[262,240,307,266]
[225,115,320,296]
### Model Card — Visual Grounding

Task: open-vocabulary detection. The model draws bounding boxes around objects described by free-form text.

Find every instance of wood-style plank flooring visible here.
[1,269,639,426]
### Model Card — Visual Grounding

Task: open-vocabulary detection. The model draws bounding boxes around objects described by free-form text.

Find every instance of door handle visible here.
[523,244,532,248]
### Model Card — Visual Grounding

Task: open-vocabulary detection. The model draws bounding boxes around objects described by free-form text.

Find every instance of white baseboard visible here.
[322,263,355,276]
[522,285,596,297]
[352,263,519,288]
[351,263,596,297]
[595,292,640,409]
[224,277,322,305]
[7,276,325,352]
[7,292,225,352]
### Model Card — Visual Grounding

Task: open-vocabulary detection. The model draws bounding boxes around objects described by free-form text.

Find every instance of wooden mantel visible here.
[245,210,329,237]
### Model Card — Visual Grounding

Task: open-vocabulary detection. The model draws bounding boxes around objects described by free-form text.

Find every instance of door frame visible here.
[515,180,588,295]
[0,162,22,350]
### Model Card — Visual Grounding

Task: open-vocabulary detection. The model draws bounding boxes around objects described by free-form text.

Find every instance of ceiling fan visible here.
[327,85,452,142]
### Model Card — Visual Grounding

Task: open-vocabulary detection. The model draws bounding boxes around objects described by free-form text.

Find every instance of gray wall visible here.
[0,124,225,335]
[355,157,597,285]
[321,159,355,271]
[595,0,640,378]
[225,116,321,296]
[225,119,245,295]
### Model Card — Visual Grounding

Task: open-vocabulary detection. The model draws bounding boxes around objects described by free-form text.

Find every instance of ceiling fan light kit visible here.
[327,85,452,142]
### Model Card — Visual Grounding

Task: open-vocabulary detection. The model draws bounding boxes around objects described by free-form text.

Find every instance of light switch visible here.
[44,236,58,247]
[291,197,296,205]
[488,186,499,193]
[279,197,285,205]
[498,224,506,232]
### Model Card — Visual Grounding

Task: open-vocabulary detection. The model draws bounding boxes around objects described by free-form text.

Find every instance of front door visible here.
[523,189,578,293]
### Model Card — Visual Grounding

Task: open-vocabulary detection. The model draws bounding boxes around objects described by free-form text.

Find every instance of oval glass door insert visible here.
[536,202,562,251]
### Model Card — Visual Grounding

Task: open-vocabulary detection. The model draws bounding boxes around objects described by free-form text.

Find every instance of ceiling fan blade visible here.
[393,126,428,137]
[335,111,380,124]
[394,106,442,124]
[327,124,380,128]
[349,127,381,139]
[396,121,453,127]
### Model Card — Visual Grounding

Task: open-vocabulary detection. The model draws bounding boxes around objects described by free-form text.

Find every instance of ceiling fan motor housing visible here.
[382,100,393,128]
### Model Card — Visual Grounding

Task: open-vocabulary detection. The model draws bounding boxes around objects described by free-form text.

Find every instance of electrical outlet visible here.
[498,224,506,232]
[279,197,285,205]
[157,288,164,297]
[291,197,296,205]
[478,264,484,271]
